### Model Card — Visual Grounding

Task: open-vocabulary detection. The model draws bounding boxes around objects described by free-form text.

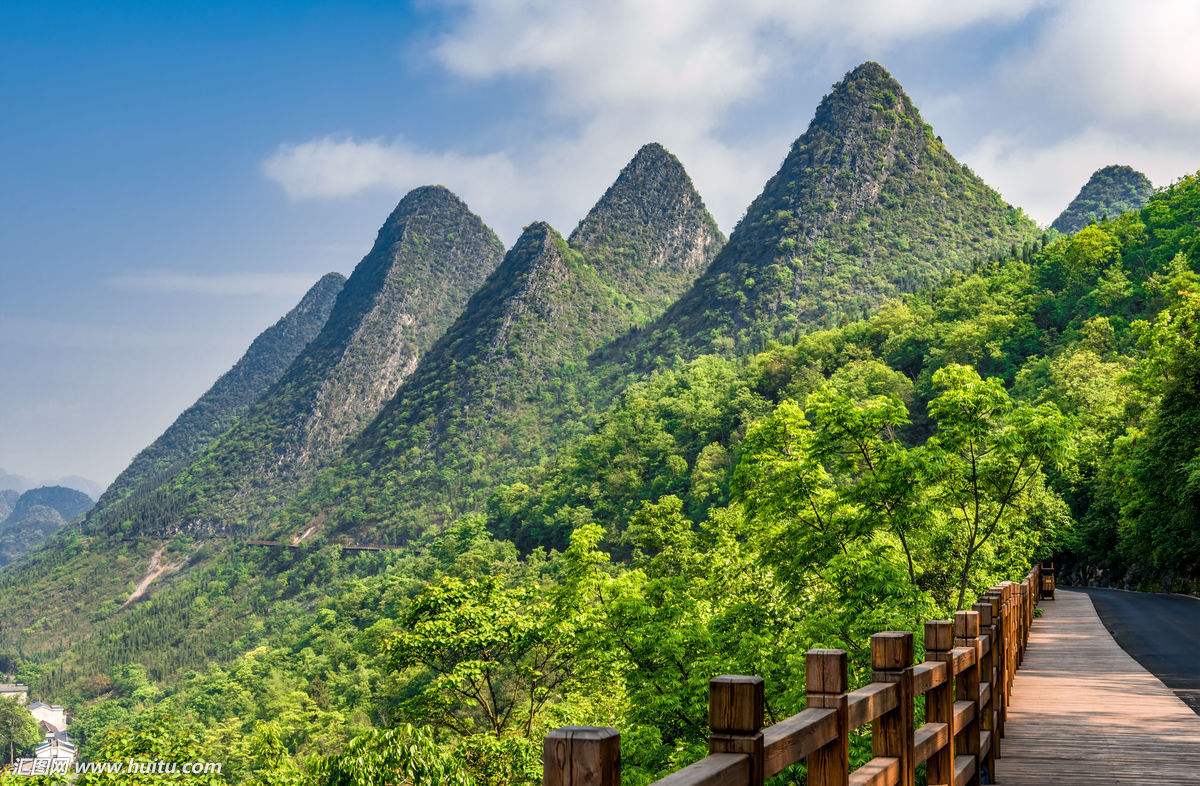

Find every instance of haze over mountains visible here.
[90,187,505,537]
[0,469,102,499]
[2,62,1198,779]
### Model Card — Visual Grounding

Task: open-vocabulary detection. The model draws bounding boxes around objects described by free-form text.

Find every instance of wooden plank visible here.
[952,700,974,734]
[762,708,837,777]
[650,754,749,786]
[849,757,900,786]
[998,590,1200,785]
[953,755,975,786]
[949,646,975,675]
[913,722,948,764]
[846,682,898,729]
[911,661,946,695]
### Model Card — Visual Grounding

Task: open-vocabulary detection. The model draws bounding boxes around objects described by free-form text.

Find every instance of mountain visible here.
[0,486,93,566]
[1051,165,1154,234]
[610,62,1037,364]
[94,187,506,536]
[288,144,724,540]
[94,272,346,512]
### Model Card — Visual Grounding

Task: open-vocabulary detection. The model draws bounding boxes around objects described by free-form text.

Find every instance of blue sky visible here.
[3,0,1198,487]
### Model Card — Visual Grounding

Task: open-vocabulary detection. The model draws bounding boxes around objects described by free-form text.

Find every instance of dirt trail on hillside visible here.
[123,545,182,607]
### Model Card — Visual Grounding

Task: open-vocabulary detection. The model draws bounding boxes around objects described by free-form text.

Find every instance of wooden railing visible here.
[544,566,1047,786]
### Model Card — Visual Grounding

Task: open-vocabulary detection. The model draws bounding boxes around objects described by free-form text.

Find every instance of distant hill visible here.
[1051,165,1154,234]
[610,61,1037,364]
[0,486,93,567]
[93,272,346,515]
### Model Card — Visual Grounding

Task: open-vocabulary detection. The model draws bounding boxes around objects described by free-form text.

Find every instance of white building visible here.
[28,701,68,733]
[34,732,77,765]
[0,682,29,704]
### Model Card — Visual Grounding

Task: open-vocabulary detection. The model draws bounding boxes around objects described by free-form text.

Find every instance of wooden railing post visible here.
[983,591,1006,741]
[805,649,849,786]
[924,620,955,786]
[1018,582,1030,663]
[870,632,914,786]
[972,599,998,778]
[544,727,620,786]
[954,610,981,786]
[708,675,764,786]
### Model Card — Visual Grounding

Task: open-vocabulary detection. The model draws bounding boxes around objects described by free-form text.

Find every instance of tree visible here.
[0,698,39,764]
[924,364,1072,608]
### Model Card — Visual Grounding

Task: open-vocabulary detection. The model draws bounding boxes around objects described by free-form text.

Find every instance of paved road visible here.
[1075,586,1200,715]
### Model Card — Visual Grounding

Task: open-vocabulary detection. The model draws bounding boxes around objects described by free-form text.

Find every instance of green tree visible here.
[0,698,39,764]
[924,365,1071,607]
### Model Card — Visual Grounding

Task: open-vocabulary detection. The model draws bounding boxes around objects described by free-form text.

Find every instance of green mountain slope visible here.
[93,187,506,537]
[289,144,724,540]
[1051,164,1154,234]
[0,486,93,566]
[95,272,346,511]
[610,62,1035,365]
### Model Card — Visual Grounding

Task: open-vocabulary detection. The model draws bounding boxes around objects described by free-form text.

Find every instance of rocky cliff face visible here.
[1052,165,1154,234]
[96,272,346,510]
[287,144,725,541]
[613,62,1037,363]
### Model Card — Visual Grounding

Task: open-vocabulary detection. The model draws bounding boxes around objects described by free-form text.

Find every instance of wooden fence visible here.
[544,564,1056,786]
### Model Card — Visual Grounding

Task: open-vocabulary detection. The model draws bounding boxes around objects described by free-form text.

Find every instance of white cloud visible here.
[262,0,1044,239]
[1007,0,1200,127]
[108,270,328,297]
[965,128,1197,226]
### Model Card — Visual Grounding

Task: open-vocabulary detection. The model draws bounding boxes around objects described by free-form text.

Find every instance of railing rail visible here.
[544,564,1048,785]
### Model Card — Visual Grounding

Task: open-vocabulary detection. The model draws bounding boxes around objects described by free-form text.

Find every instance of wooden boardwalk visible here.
[999,589,1200,784]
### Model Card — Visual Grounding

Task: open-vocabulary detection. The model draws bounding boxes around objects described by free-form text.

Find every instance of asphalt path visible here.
[1074,586,1200,716]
